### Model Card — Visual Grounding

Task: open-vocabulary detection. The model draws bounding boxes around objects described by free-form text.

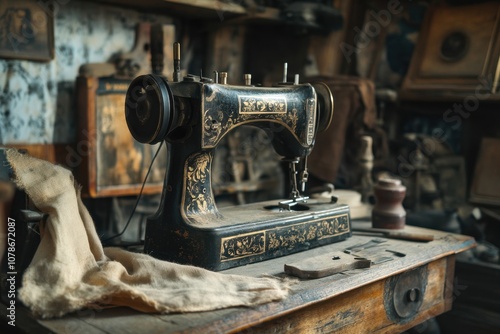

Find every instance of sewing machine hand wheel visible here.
[125,74,174,144]
[312,82,334,133]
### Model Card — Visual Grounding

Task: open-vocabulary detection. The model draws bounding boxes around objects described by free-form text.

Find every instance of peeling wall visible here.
[0,1,171,144]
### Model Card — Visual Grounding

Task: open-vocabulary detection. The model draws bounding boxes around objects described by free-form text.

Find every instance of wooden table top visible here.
[9,224,475,334]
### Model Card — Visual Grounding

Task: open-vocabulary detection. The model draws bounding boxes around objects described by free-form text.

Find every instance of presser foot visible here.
[278,196,310,211]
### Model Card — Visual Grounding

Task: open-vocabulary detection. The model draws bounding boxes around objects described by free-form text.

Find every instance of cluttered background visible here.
[1,0,499,332]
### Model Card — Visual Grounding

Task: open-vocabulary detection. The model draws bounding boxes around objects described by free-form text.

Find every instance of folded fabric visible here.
[6,149,291,318]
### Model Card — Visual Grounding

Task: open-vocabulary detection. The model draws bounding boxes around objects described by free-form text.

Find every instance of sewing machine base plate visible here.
[145,201,351,270]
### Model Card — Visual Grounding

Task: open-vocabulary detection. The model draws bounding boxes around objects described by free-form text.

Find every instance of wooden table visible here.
[2,224,474,333]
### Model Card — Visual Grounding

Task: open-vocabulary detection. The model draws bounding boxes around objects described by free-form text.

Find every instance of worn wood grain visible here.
[39,315,107,334]
[0,302,54,334]
[6,226,474,333]
[242,257,451,334]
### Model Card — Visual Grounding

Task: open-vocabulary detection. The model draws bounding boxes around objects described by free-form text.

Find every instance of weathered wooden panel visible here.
[7,226,474,333]
[75,76,167,197]
[243,256,452,333]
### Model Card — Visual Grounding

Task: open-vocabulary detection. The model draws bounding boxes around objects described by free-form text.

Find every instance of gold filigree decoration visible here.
[220,214,350,260]
[240,96,286,113]
[268,215,350,251]
[184,152,219,219]
[202,87,300,148]
[221,233,265,261]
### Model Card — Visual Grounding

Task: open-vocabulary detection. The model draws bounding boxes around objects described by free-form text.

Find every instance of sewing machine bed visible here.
[198,199,347,229]
[146,199,351,270]
[3,224,474,333]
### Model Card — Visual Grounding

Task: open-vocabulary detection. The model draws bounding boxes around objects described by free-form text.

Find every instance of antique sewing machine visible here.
[125,43,351,270]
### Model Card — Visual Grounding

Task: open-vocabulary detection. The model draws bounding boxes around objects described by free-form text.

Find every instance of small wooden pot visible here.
[372,178,406,229]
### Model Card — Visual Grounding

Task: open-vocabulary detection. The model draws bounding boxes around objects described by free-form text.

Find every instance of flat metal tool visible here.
[385,249,406,257]
[371,256,394,265]
[352,227,434,242]
[284,252,371,279]
[344,238,387,253]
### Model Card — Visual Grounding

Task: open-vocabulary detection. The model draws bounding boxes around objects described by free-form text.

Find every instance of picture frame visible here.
[0,0,54,61]
[470,138,500,206]
[402,2,500,96]
[432,155,466,210]
[76,76,167,198]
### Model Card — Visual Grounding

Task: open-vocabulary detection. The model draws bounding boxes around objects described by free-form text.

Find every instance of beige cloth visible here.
[6,149,291,318]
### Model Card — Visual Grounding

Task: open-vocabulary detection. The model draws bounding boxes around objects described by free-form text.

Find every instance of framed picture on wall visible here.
[470,138,500,206]
[76,76,167,198]
[402,2,500,97]
[0,0,54,61]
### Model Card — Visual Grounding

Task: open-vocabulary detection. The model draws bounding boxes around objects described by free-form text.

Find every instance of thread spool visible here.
[220,72,228,85]
[372,178,406,229]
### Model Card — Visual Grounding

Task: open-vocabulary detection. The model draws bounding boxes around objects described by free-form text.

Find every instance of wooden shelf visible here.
[93,0,247,19]
[92,0,283,22]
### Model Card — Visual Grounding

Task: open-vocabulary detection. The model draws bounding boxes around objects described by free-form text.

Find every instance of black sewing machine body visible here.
[126,63,351,270]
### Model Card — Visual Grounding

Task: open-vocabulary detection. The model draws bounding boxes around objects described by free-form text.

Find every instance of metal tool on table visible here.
[124,43,351,270]
[284,243,407,279]
[364,249,407,265]
[343,238,386,253]
[284,252,371,279]
[351,227,434,242]
[342,239,408,266]
[385,249,406,257]
[371,256,394,265]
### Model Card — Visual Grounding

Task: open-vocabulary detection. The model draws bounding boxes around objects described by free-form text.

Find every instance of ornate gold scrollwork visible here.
[183,152,221,223]
[268,215,349,251]
[220,214,350,260]
[202,85,302,148]
[220,232,266,261]
[239,95,287,114]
